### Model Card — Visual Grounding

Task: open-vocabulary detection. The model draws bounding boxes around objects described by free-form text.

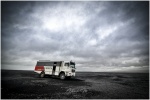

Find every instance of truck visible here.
[34,60,76,79]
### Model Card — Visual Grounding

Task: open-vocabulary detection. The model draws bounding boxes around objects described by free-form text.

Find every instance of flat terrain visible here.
[1,70,149,99]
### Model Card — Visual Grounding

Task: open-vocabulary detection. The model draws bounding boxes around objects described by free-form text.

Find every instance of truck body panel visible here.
[34,60,76,79]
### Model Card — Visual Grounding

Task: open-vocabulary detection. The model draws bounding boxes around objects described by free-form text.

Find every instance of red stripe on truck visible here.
[35,66,44,71]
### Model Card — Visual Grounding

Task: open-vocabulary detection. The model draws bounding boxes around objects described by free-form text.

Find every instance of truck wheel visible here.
[40,72,45,78]
[60,73,65,80]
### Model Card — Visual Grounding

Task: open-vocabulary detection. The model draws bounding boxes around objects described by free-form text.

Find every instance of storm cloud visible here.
[1,1,149,72]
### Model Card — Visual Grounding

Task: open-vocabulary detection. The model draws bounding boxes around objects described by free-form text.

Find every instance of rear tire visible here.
[60,73,65,80]
[40,72,45,78]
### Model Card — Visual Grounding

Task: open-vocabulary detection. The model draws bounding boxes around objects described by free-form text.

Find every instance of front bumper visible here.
[66,72,75,76]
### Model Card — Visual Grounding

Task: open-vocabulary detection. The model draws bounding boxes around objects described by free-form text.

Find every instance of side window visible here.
[43,62,53,66]
[64,63,69,67]
[37,62,44,66]
[56,62,61,66]
[37,62,53,66]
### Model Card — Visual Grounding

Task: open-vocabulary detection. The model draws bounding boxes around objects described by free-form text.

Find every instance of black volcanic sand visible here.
[1,70,149,99]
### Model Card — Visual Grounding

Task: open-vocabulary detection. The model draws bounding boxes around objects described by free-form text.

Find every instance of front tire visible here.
[40,72,45,78]
[60,73,65,80]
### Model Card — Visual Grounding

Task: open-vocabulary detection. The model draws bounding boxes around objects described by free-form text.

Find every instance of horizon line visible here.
[1,69,149,73]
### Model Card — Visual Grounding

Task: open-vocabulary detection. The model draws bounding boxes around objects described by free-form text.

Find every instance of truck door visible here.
[52,62,56,75]
[55,62,61,76]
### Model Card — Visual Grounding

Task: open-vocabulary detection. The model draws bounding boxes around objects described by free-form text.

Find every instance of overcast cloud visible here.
[1,1,149,72]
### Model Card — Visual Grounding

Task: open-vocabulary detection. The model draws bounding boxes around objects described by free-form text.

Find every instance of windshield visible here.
[70,61,75,68]
[70,64,75,68]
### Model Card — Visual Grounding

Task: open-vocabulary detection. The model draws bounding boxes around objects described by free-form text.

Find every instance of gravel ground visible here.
[1,70,149,99]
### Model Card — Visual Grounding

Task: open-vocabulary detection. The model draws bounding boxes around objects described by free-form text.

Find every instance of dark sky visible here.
[1,1,149,72]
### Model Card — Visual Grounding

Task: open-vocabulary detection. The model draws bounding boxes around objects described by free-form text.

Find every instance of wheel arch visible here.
[39,71,45,78]
[41,71,45,74]
[59,71,65,76]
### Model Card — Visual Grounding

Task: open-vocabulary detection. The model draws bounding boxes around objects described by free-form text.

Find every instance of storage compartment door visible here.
[44,66,53,75]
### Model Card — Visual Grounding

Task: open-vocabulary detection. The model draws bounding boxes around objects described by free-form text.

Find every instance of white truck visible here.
[34,60,76,79]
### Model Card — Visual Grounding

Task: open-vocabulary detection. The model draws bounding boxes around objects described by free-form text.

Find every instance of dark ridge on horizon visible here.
[1,69,34,71]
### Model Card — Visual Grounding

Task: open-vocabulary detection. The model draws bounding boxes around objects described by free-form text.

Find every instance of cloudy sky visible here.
[1,1,149,72]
